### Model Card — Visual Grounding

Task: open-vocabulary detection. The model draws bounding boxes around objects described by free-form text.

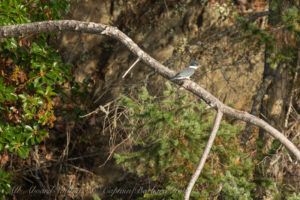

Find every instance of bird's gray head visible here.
[189,61,200,69]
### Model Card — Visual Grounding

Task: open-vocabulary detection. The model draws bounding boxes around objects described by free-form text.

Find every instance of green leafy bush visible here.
[0,170,12,200]
[115,83,255,199]
[0,0,72,197]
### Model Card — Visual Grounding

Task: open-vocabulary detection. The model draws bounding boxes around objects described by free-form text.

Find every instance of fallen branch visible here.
[0,21,299,160]
[184,110,223,200]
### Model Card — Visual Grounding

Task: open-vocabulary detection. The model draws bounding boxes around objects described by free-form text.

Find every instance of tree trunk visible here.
[255,0,300,198]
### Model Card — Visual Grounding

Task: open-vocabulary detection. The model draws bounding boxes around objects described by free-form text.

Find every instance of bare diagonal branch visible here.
[0,20,299,160]
[184,110,223,200]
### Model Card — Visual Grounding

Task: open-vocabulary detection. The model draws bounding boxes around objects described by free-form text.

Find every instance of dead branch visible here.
[0,20,299,160]
[284,50,300,128]
[99,136,131,168]
[65,163,95,175]
[184,110,223,200]
[122,57,141,79]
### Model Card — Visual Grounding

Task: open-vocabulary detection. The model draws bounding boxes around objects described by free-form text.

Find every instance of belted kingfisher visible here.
[170,61,200,80]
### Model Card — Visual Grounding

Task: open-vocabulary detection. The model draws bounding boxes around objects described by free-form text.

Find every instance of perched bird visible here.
[170,61,200,80]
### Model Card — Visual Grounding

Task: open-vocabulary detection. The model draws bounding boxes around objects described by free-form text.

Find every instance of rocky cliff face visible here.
[57,0,264,110]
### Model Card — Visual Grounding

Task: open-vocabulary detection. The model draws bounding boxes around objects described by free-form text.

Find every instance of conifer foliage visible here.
[115,83,256,199]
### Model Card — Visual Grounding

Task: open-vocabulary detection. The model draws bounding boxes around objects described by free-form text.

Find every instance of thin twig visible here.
[80,102,112,118]
[99,136,131,168]
[67,151,104,161]
[65,163,95,175]
[284,50,300,128]
[122,57,141,79]
[184,110,223,200]
[164,0,169,18]
[61,125,71,160]
[79,107,101,118]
